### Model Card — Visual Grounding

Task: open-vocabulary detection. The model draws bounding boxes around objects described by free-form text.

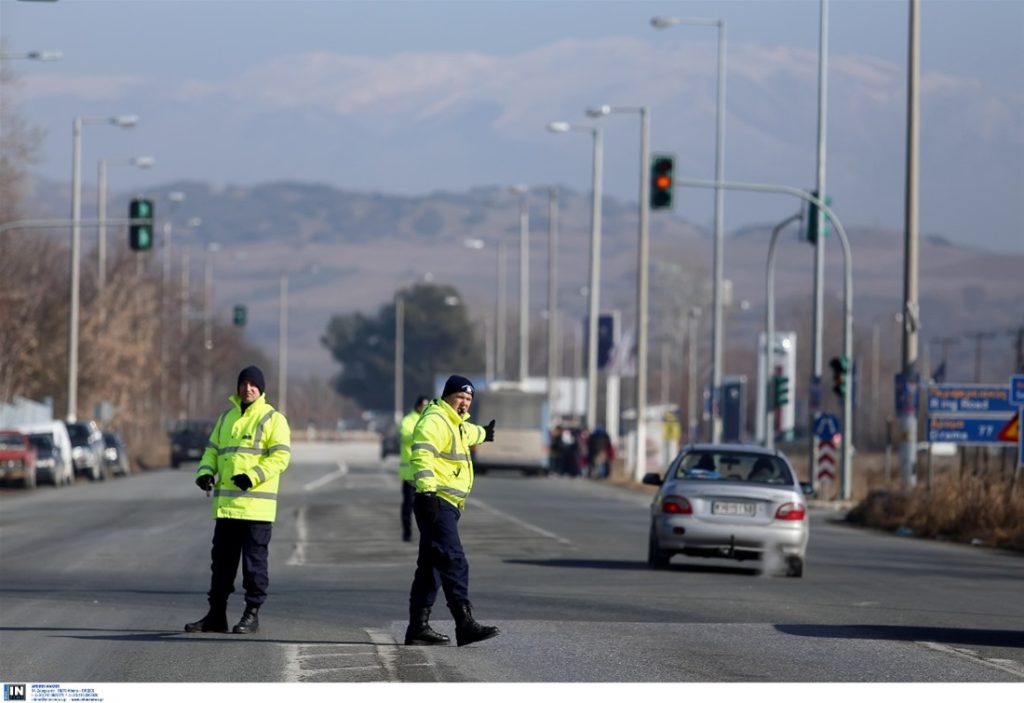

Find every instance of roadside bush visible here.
[847,472,1024,551]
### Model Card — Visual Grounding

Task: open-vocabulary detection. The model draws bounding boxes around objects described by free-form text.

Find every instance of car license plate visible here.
[188,449,202,457]
[712,501,755,516]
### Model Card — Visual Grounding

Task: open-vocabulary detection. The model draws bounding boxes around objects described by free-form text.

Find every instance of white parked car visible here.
[643,444,811,577]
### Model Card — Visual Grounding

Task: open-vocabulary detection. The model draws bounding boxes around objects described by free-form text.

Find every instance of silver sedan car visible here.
[643,444,811,577]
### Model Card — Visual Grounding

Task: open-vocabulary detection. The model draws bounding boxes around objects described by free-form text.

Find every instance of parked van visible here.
[16,421,74,486]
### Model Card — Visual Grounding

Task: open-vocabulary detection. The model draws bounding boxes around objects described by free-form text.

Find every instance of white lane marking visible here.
[287,505,308,566]
[472,497,573,546]
[367,628,400,682]
[303,462,348,492]
[919,641,1024,678]
[282,643,303,682]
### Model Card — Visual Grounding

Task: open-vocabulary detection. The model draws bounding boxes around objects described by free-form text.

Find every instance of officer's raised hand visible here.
[483,419,496,442]
[415,492,441,523]
[196,475,215,492]
[232,474,253,491]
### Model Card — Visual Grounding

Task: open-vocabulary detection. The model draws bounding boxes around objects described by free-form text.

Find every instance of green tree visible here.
[321,282,484,411]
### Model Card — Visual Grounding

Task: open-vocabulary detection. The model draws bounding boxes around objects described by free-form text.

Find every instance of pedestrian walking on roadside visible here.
[403,374,500,647]
[185,365,291,635]
[399,395,431,542]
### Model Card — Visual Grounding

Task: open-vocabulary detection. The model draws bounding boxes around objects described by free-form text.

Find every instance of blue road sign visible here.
[926,414,1016,445]
[926,384,1016,414]
[814,412,841,441]
[1011,375,1024,405]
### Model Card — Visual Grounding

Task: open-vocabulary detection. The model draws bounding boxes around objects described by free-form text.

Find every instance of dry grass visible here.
[847,471,1024,551]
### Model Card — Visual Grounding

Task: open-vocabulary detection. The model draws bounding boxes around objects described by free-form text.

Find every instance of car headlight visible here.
[72,447,85,459]
[104,448,117,461]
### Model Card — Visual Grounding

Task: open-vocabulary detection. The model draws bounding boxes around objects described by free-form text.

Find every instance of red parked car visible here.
[0,430,38,489]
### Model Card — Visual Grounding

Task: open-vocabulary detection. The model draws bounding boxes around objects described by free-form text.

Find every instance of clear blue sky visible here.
[3,0,1022,252]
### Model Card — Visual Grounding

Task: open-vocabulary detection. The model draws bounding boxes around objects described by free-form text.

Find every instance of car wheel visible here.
[786,556,804,578]
[647,527,671,569]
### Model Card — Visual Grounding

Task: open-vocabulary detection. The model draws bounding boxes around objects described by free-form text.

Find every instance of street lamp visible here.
[586,103,651,478]
[462,238,498,382]
[546,120,603,430]
[67,114,138,421]
[510,185,530,384]
[178,217,201,419]
[651,15,727,443]
[97,155,154,301]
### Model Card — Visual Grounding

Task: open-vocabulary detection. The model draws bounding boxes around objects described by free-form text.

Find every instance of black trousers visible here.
[409,499,470,609]
[401,481,415,537]
[208,518,272,608]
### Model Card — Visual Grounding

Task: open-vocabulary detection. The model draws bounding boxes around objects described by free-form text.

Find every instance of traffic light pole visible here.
[764,210,804,450]
[676,178,854,500]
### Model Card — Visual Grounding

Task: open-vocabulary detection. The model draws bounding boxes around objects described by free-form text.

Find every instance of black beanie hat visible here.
[237,365,266,396]
[442,374,474,399]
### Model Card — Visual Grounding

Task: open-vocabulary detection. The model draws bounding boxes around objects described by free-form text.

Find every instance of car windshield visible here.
[66,424,90,444]
[0,434,24,450]
[28,435,54,451]
[672,451,793,486]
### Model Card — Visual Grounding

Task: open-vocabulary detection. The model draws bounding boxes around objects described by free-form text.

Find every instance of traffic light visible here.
[830,356,849,398]
[771,374,790,409]
[233,304,247,327]
[129,198,154,251]
[650,154,674,210]
[805,190,832,244]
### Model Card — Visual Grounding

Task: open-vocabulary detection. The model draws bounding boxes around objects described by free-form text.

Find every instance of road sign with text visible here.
[926,415,1016,446]
[926,384,1015,414]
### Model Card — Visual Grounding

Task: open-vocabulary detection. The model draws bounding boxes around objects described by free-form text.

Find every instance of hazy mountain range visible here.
[24,178,1023,384]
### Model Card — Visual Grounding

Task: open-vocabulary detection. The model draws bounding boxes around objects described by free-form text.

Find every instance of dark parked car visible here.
[102,432,130,477]
[27,433,74,486]
[65,421,107,481]
[169,420,213,468]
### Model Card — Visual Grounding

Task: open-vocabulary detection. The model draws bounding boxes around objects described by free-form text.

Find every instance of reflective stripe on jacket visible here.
[398,409,422,483]
[195,393,291,522]
[410,398,486,510]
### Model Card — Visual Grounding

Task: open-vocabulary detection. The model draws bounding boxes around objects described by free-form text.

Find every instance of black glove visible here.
[232,474,253,491]
[196,475,215,492]
[414,492,441,523]
[483,419,496,442]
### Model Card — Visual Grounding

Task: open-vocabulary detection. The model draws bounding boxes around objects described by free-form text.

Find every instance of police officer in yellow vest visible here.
[399,395,431,542]
[404,375,500,647]
[185,365,291,635]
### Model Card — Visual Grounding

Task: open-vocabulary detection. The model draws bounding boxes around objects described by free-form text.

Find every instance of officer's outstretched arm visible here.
[465,421,488,447]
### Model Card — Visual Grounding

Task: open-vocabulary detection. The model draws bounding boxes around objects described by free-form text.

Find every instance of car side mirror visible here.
[800,482,814,496]
[642,472,663,486]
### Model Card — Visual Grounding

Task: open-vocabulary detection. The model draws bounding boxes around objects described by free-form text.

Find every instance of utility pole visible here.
[899,0,921,488]
[809,0,831,483]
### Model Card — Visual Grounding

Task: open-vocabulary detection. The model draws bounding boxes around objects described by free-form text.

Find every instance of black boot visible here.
[232,604,260,634]
[449,602,499,647]
[184,606,228,633]
[404,606,450,646]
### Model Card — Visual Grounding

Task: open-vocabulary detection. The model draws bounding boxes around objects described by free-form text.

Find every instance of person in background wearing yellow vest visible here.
[399,395,431,542]
[404,375,499,647]
[185,365,291,635]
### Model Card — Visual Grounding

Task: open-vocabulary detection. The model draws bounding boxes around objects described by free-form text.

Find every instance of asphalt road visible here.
[1,441,1022,684]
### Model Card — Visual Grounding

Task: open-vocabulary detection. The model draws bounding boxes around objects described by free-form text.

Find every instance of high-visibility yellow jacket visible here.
[398,408,423,483]
[411,398,487,510]
[196,393,291,522]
